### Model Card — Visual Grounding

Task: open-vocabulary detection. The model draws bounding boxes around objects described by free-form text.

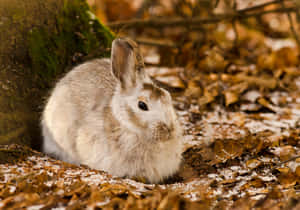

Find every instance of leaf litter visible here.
[1,0,300,209]
[0,86,299,209]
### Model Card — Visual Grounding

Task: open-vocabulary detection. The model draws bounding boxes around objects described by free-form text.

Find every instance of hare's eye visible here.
[138,101,148,111]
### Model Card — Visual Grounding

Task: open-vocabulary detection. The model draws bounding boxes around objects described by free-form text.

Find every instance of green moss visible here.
[0,0,114,148]
[28,0,114,86]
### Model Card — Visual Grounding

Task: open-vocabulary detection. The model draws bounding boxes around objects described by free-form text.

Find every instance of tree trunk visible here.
[0,0,114,149]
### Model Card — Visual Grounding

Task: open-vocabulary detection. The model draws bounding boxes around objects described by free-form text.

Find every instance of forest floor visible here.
[1,0,300,209]
[0,75,299,209]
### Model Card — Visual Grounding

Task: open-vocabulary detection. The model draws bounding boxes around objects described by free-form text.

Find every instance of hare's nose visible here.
[158,122,169,133]
[157,122,173,141]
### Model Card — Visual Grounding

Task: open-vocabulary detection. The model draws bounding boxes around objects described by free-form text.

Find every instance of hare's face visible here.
[111,37,180,141]
[119,81,178,141]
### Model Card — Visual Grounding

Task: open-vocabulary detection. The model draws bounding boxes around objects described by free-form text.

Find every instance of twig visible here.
[108,7,298,29]
[232,21,239,46]
[275,155,300,167]
[232,0,239,48]
[280,0,300,46]
[135,37,177,48]
[239,0,291,13]
[108,16,223,29]
[242,6,297,17]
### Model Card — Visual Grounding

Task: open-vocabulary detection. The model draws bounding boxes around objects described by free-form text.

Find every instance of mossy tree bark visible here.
[0,0,114,149]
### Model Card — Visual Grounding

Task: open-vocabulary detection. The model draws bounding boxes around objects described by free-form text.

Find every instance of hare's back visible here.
[61,58,115,92]
[57,58,116,108]
[42,58,115,162]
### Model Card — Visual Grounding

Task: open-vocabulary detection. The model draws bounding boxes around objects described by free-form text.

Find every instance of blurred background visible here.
[87,0,300,112]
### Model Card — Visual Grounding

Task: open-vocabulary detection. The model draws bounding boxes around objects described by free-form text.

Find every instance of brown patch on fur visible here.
[154,122,171,142]
[135,53,144,73]
[125,104,147,129]
[137,96,147,102]
[122,37,138,48]
[169,122,175,134]
[143,83,165,99]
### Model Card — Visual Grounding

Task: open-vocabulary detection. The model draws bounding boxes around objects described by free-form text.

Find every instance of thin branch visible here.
[275,155,300,167]
[280,0,300,46]
[135,37,177,48]
[232,21,239,46]
[239,0,292,13]
[108,16,222,29]
[108,6,298,29]
[232,0,239,48]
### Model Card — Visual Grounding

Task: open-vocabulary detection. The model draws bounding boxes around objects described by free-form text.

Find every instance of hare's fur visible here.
[42,38,182,183]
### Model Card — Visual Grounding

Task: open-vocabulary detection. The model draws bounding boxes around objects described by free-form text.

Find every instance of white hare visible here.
[41,37,183,183]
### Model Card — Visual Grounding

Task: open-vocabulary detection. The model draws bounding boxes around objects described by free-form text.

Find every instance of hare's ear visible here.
[111,38,137,89]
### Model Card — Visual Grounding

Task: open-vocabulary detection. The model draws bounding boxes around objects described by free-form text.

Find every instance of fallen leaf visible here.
[246,159,261,169]
[271,145,295,161]
[224,91,239,106]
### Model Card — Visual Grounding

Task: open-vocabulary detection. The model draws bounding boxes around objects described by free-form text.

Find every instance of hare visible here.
[41,37,183,183]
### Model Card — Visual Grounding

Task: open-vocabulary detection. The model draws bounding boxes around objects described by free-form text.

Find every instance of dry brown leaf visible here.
[278,171,297,188]
[242,90,262,103]
[246,159,261,169]
[274,47,299,68]
[223,140,243,158]
[224,91,239,106]
[277,167,290,174]
[198,47,228,72]
[257,98,279,113]
[257,53,275,70]
[103,0,136,22]
[185,80,202,98]
[231,113,246,127]
[155,76,185,89]
[198,82,219,106]
[295,166,300,177]
[214,140,229,162]
[271,145,295,161]
[236,74,277,89]
[249,177,265,188]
